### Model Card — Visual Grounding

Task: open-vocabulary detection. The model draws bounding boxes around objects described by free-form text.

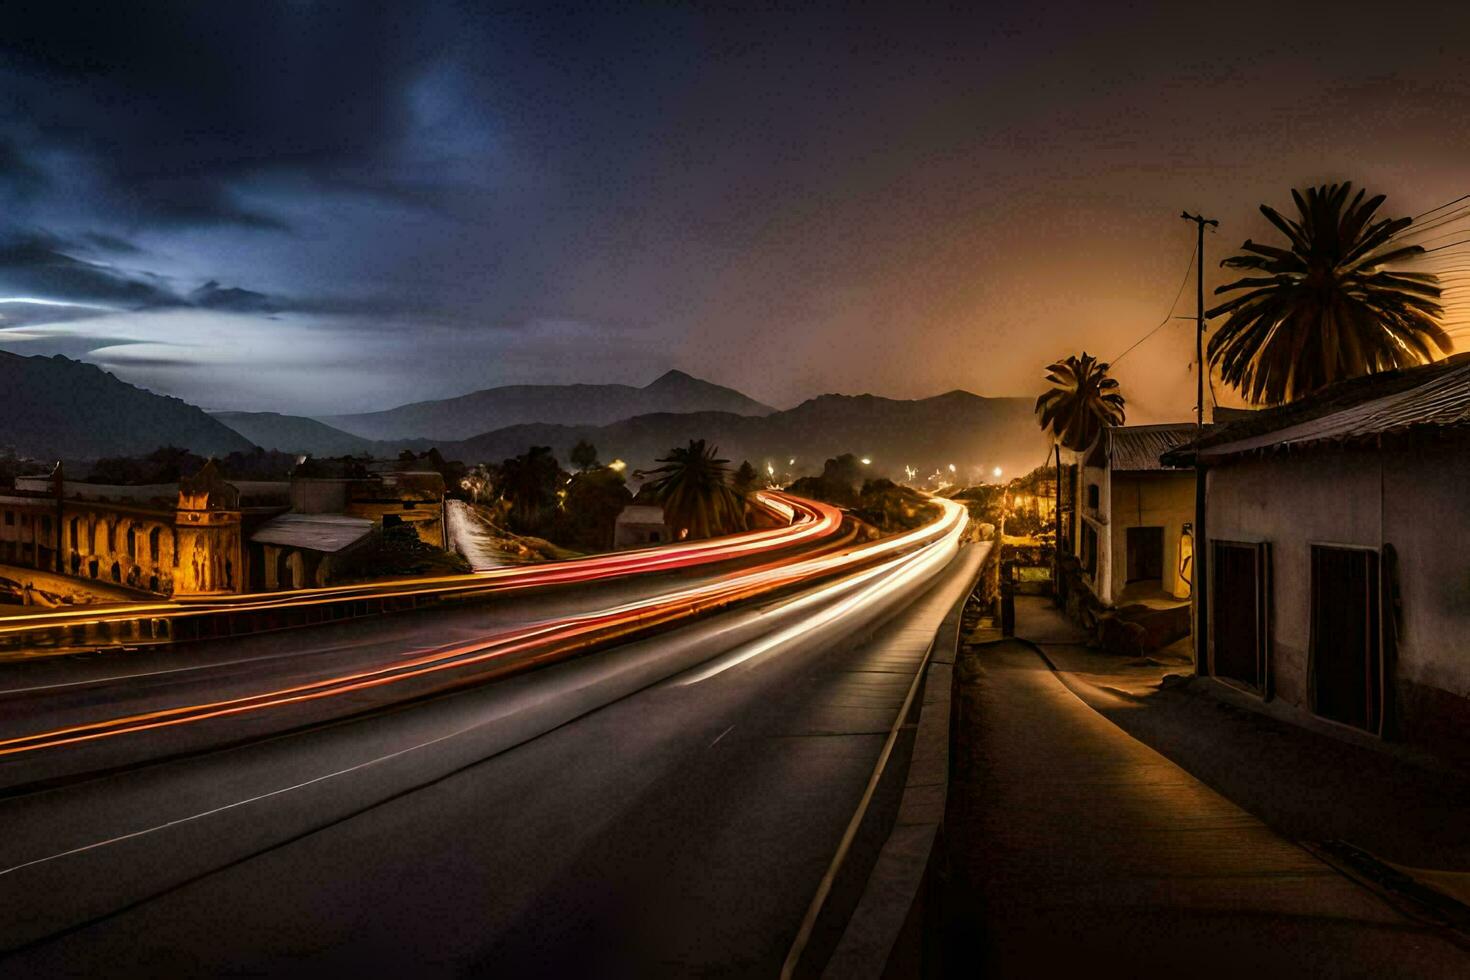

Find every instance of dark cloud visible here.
[188,281,277,314]
[0,3,444,230]
[0,136,47,196]
[0,233,176,306]
[78,232,144,255]
[0,231,289,318]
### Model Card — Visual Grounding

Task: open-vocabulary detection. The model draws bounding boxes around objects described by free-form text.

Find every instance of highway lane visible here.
[0,544,850,788]
[0,512,981,975]
[0,500,953,791]
[0,492,838,657]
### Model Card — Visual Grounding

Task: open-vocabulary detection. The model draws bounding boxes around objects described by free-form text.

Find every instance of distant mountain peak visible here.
[319,369,776,441]
[646,369,699,387]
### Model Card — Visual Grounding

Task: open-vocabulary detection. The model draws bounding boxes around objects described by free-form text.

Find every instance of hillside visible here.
[0,351,255,460]
[318,370,776,441]
[212,412,375,456]
[440,390,1047,480]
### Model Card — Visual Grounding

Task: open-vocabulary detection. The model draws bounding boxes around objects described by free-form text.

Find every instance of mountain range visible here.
[0,351,253,460]
[0,351,1048,480]
[317,370,775,441]
[429,391,1048,480]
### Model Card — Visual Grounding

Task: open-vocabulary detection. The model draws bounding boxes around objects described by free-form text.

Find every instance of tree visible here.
[636,439,746,540]
[732,460,760,495]
[569,439,600,472]
[1208,182,1448,405]
[551,466,632,550]
[1035,353,1125,584]
[499,446,561,532]
[1034,353,1125,453]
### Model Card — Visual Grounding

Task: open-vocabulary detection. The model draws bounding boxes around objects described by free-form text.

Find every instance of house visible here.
[613,505,671,549]
[0,461,284,597]
[1068,423,1199,607]
[0,455,452,597]
[1163,353,1470,760]
[249,513,375,590]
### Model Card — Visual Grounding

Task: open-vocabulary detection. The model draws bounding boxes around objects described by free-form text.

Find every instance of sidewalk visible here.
[940,600,1469,976]
[1018,594,1470,881]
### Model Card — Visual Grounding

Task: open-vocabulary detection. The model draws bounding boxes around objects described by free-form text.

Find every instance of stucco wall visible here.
[1106,471,1195,603]
[1206,440,1470,747]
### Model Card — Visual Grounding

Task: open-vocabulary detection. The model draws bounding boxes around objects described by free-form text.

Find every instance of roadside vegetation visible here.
[787,453,940,537]
[335,523,471,581]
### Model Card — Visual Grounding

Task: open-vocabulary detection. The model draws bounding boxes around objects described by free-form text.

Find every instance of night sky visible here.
[1,2,1467,418]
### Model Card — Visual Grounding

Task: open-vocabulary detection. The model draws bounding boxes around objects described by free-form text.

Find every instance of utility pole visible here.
[1181,211,1217,678]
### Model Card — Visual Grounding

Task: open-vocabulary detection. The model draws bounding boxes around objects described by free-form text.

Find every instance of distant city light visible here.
[766,463,775,476]
[947,463,956,473]
[788,458,795,465]
[993,466,1003,478]
[860,457,871,465]
[608,459,627,472]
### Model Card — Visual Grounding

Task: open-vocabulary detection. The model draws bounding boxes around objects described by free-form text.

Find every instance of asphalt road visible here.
[0,516,861,789]
[0,532,981,975]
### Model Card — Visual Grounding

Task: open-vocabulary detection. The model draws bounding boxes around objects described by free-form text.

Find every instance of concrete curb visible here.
[820,547,989,979]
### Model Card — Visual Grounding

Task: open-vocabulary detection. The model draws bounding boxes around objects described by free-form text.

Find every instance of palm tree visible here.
[1208,182,1449,405]
[637,440,747,540]
[1035,352,1126,453]
[1035,353,1125,584]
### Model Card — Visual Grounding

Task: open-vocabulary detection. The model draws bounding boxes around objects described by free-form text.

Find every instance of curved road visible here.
[0,501,980,976]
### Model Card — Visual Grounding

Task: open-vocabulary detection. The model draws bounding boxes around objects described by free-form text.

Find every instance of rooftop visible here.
[1107,423,1198,472]
[1163,353,1470,465]
[615,505,667,525]
[250,513,374,554]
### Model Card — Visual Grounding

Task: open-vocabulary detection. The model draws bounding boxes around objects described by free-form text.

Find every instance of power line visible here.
[1111,239,1197,365]
[1403,201,1470,235]
[1413,193,1470,221]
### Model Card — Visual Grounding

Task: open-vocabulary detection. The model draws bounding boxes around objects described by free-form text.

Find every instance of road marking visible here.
[709,725,734,747]
[0,638,438,696]
[0,712,493,879]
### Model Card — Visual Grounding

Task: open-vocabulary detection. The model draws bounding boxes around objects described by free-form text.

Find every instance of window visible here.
[1310,546,1382,733]
[1211,541,1272,693]
[149,527,161,562]
[1086,484,1100,509]
[1081,523,1098,577]
[41,516,51,536]
[3,511,12,526]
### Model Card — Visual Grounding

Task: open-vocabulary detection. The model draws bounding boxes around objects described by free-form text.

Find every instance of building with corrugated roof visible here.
[613,504,671,549]
[1162,353,1470,759]
[1067,422,1199,608]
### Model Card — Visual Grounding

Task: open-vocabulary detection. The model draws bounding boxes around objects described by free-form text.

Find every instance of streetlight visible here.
[860,457,871,465]
[993,466,1003,479]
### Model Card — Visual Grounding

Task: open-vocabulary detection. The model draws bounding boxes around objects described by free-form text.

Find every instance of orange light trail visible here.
[0,492,842,639]
[0,498,967,758]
